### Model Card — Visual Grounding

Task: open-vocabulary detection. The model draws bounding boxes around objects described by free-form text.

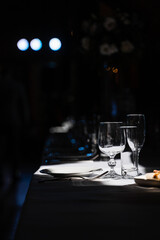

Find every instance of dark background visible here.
[0,0,160,176]
[1,1,160,239]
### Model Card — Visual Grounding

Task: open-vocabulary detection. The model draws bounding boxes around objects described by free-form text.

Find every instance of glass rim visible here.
[127,114,145,117]
[100,121,123,124]
[120,125,137,129]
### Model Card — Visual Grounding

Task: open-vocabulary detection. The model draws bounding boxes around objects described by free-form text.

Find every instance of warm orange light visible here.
[112,67,118,73]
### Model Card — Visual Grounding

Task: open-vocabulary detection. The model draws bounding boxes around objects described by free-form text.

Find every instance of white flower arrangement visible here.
[99,43,118,56]
[78,4,145,61]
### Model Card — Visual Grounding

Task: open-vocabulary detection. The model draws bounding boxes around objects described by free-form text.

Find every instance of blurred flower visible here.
[81,37,90,51]
[100,43,118,56]
[77,3,145,63]
[119,12,131,25]
[103,17,116,31]
[120,40,135,53]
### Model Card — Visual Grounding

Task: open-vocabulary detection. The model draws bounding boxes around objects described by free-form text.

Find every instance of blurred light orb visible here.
[30,38,42,51]
[17,38,29,51]
[49,38,62,51]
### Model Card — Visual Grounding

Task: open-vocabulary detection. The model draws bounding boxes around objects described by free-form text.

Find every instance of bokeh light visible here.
[30,38,42,51]
[49,38,62,51]
[17,38,29,51]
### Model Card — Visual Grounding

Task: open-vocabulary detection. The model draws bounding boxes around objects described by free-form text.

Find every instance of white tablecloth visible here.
[15,158,160,240]
[34,159,146,186]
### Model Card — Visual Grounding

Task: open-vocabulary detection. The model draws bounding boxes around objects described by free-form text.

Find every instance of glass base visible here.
[122,174,135,179]
[122,172,142,179]
[101,170,121,179]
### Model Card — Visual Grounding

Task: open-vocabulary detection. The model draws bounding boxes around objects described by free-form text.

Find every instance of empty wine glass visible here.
[126,114,146,173]
[121,126,138,178]
[98,122,126,178]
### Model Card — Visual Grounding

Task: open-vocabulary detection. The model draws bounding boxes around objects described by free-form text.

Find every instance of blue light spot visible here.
[17,38,29,51]
[111,100,117,117]
[85,145,89,148]
[78,147,85,151]
[49,38,62,51]
[30,38,42,51]
[86,153,92,157]
[71,139,76,144]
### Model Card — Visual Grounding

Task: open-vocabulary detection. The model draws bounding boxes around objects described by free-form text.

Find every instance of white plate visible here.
[134,174,160,187]
[40,169,94,178]
[36,162,103,177]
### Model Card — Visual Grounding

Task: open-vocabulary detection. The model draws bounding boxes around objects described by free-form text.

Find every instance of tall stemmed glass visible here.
[98,122,126,178]
[126,114,146,173]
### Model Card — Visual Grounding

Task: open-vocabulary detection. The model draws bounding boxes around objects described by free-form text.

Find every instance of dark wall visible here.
[0,0,160,170]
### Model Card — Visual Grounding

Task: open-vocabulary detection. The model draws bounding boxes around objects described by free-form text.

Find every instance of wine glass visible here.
[121,126,138,178]
[98,122,126,178]
[126,114,146,173]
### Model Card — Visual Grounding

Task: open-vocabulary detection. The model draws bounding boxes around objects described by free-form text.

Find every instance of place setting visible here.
[33,113,160,187]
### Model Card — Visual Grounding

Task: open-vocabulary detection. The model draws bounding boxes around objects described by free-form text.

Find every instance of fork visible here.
[39,169,109,182]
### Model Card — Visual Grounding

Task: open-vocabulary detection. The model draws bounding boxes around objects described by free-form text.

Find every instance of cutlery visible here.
[39,169,108,182]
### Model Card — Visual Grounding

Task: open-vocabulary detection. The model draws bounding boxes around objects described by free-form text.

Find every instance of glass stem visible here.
[132,150,140,173]
[108,157,116,176]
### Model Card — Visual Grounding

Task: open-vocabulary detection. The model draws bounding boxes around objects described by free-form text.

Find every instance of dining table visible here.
[14,123,160,240]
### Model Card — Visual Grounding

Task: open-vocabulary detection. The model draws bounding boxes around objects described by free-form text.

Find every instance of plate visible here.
[39,164,103,178]
[134,174,160,187]
[40,169,94,178]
